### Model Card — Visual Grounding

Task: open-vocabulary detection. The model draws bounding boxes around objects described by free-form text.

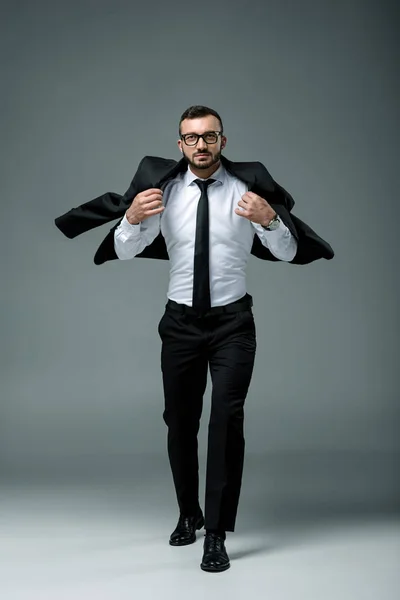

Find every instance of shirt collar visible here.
[184,162,226,187]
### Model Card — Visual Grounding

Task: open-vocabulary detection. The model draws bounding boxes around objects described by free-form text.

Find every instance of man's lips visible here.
[196,154,210,157]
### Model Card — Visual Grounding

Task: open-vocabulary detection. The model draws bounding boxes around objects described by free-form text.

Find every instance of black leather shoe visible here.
[200,532,230,572]
[169,510,205,546]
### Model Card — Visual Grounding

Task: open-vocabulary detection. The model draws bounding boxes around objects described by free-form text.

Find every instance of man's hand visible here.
[235,191,276,227]
[126,189,165,225]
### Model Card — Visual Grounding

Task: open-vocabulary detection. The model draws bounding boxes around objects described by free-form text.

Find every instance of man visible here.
[55,105,334,572]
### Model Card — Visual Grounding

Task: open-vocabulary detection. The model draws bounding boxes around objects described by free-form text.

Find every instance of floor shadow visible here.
[229,541,275,560]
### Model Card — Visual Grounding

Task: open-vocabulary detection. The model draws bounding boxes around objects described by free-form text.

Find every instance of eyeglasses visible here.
[180,131,222,146]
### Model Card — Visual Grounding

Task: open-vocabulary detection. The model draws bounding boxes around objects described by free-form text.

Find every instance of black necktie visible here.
[192,178,216,314]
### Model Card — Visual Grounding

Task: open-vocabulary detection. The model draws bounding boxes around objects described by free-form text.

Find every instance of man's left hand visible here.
[235,192,276,227]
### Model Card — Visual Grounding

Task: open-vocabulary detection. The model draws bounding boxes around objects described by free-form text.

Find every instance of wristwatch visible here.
[262,213,280,231]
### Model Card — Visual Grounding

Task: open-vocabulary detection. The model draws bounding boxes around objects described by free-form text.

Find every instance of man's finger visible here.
[243,192,261,203]
[235,207,248,216]
[142,188,164,197]
[141,193,163,204]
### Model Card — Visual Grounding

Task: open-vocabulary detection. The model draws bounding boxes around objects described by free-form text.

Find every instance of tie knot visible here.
[194,178,216,192]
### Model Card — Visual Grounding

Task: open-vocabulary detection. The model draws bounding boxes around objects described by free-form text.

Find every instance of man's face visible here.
[178,116,226,170]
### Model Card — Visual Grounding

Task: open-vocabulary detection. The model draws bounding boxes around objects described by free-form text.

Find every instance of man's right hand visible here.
[126,189,165,225]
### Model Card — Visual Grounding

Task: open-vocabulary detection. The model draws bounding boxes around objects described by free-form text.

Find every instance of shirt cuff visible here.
[120,212,141,232]
[114,212,142,244]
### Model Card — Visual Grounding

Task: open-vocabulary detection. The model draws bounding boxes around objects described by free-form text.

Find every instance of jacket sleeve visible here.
[54,157,148,239]
[269,179,334,264]
[250,164,334,264]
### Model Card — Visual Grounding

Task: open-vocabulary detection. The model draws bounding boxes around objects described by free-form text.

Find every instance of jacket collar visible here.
[158,154,257,190]
[220,155,256,188]
[183,162,226,187]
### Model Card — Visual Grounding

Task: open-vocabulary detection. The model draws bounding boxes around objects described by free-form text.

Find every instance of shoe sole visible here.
[200,562,230,573]
[169,515,205,546]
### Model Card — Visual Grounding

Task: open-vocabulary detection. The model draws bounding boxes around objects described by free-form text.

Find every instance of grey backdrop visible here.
[1,0,399,510]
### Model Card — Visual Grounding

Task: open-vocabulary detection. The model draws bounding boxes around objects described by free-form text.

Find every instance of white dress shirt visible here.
[114,163,297,306]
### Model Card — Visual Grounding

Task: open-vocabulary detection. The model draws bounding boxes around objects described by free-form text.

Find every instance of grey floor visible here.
[1,455,399,600]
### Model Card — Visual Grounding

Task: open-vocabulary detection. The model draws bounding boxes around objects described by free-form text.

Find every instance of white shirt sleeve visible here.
[252,218,298,262]
[114,212,161,260]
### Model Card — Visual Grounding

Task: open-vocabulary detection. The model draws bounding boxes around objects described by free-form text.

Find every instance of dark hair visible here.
[179,105,223,136]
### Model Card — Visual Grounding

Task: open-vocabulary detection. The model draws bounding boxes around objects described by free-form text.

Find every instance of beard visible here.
[182,148,222,170]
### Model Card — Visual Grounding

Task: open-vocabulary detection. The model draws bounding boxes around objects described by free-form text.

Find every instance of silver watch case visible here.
[264,214,280,231]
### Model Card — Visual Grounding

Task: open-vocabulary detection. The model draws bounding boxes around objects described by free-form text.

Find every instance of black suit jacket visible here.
[55,154,334,265]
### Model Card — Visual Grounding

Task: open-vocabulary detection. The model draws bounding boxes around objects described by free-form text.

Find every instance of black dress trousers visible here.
[157,295,257,532]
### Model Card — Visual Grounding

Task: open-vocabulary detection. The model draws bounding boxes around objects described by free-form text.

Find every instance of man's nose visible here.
[197,137,207,149]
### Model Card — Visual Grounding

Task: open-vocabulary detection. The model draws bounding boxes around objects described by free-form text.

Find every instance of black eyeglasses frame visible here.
[180,131,223,146]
